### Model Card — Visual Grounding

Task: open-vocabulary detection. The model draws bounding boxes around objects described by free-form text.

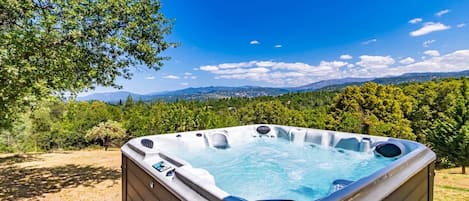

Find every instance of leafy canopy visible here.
[426,79,469,173]
[85,120,125,150]
[329,82,415,140]
[0,0,175,127]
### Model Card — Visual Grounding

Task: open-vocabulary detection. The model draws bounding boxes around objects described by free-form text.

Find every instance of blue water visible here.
[169,139,394,200]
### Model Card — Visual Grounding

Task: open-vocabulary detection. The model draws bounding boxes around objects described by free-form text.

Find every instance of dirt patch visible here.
[0,149,121,201]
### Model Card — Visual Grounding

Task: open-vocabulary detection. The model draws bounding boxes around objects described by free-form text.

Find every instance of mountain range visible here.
[77,70,469,103]
[76,86,289,103]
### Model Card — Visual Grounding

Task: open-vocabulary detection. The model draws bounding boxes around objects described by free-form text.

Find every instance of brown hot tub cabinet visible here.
[121,125,436,201]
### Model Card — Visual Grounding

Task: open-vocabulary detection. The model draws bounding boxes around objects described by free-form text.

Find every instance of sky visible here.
[80,0,469,96]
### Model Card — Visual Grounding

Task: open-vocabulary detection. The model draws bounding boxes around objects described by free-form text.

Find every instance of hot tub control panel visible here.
[152,161,171,172]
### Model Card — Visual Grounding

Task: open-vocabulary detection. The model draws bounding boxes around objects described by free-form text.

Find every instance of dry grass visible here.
[434,167,469,201]
[1,149,469,200]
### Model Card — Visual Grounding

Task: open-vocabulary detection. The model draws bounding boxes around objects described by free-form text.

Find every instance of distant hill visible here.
[319,70,469,91]
[77,70,469,103]
[76,91,144,102]
[77,86,289,103]
[293,77,374,91]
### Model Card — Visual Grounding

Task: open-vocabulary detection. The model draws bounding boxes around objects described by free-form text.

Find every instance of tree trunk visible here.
[103,137,110,151]
[463,166,466,174]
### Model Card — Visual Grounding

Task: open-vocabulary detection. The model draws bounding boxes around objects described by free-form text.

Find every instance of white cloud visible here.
[424,50,440,57]
[271,62,313,71]
[340,54,353,60]
[362,39,377,45]
[193,67,199,71]
[250,40,260,45]
[190,76,197,79]
[423,40,436,47]
[183,72,194,79]
[321,61,348,68]
[396,50,469,74]
[457,23,466,28]
[256,61,276,67]
[145,76,155,80]
[410,22,450,36]
[399,57,415,65]
[200,65,219,71]
[249,67,270,73]
[219,61,255,69]
[356,55,395,68]
[163,75,180,79]
[198,49,469,86]
[200,60,348,86]
[274,45,282,48]
[211,68,248,75]
[180,82,189,86]
[435,9,450,17]
[409,18,423,24]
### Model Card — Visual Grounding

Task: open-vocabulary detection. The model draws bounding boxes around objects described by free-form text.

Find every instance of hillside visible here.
[77,70,469,103]
[320,70,469,91]
[77,86,289,103]
[293,77,373,91]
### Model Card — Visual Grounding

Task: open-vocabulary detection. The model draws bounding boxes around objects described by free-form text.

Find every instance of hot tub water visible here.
[166,138,394,201]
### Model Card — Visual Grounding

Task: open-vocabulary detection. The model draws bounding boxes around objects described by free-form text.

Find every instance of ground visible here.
[434,168,469,201]
[0,150,468,201]
[0,149,121,201]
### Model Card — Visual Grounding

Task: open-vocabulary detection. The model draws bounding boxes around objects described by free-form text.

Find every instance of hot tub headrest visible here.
[373,141,406,158]
[209,132,230,149]
[141,138,154,149]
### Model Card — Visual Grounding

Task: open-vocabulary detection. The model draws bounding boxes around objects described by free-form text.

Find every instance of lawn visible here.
[434,167,469,201]
[0,150,467,201]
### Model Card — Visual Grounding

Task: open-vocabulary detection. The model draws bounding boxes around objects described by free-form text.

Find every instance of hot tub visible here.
[121,125,435,201]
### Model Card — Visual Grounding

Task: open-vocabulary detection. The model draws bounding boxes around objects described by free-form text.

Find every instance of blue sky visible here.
[81,0,469,95]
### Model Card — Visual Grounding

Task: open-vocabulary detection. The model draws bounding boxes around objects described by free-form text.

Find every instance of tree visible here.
[0,0,176,128]
[302,107,329,129]
[329,83,415,140]
[122,99,150,136]
[404,80,460,143]
[85,120,126,151]
[238,100,305,126]
[427,79,469,174]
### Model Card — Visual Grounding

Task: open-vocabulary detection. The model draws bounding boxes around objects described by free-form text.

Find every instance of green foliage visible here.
[404,79,462,143]
[329,82,415,140]
[301,107,329,129]
[331,111,363,133]
[426,79,469,173]
[0,113,33,152]
[85,120,126,150]
[0,0,175,128]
